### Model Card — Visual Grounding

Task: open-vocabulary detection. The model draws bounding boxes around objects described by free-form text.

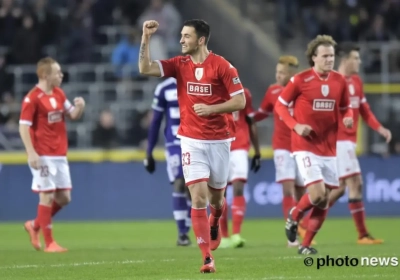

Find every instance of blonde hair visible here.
[306,35,337,66]
[278,55,299,68]
[36,57,57,79]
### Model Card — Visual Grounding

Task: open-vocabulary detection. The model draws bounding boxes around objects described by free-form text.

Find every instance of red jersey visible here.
[157,52,244,142]
[275,68,353,157]
[19,86,74,156]
[337,74,381,143]
[258,84,293,151]
[231,88,254,151]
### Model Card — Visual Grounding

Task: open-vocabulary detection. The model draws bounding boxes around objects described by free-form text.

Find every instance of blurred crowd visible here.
[277,0,400,73]
[0,0,181,150]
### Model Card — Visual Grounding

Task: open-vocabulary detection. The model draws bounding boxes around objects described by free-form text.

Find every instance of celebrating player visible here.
[253,55,305,247]
[144,77,192,246]
[138,19,245,272]
[275,35,353,255]
[219,75,261,249]
[19,57,85,252]
[299,42,391,244]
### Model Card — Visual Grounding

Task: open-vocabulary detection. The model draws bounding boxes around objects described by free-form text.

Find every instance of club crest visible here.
[195,68,203,81]
[49,97,57,109]
[348,84,355,95]
[321,85,329,97]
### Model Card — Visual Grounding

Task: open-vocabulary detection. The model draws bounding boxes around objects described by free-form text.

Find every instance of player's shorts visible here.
[273,149,304,186]
[228,149,249,183]
[165,145,184,183]
[180,137,231,190]
[294,151,339,189]
[336,140,361,179]
[30,156,72,193]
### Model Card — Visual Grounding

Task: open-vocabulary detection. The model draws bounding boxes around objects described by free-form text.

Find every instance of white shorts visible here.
[180,138,230,190]
[30,157,72,193]
[294,151,339,188]
[228,149,249,183]
[336,140,361,179]
[273,149,304,186]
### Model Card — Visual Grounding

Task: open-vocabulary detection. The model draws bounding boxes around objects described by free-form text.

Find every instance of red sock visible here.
[302,206,328,247]
[33,216,40,231]
[300,210,311,229]
[232,196,246,234]
[209,199,225,228]
[191,208,211,259]
[282,195,296,220]
[348,200,368,238]
[51,201,62,217]
[37,205,54,247]
[291,194,314,221]
[220,202,229,237]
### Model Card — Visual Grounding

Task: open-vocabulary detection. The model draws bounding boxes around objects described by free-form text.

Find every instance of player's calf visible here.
[208,187,225,251]
[231,180,246,241]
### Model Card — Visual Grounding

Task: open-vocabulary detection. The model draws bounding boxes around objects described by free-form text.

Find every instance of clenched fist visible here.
[294,123,313,137]
[193,104,214,117]
[74,97,85,108]
[142,20,159,36]
[343,117,353,128]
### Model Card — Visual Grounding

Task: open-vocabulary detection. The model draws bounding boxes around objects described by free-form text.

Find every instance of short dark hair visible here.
[336,42,360,58]
[183,19,210,44]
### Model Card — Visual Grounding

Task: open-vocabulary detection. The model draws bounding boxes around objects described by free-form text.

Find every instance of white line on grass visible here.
[0,259,176,269]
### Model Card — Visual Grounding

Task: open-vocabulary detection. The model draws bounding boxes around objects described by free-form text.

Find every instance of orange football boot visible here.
[24,220,41,251]
[357,234,384,245]
[44,242,68,253]
[200,257,216,273]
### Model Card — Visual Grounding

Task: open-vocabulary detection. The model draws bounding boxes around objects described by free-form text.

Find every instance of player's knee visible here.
[208,188,225,209]
[173,178,186,193]
[191,195,208,208]
[346,176,362,198]
[282,182,295,197]
[336,185,346,198]
[308,183,327,204]
[294,186,306,201]
[39,192,55,206]
[55,190,71,206]
[188,183,208,208]
[232,181,245,196]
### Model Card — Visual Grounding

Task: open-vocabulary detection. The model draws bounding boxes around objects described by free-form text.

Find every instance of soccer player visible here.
[275,35,353,254]
[298,42,391,244]
[253,55,306,247]
[138,19,245,272]
[19,57,85,252]
[219,79,261,249]
[144,77,192,246]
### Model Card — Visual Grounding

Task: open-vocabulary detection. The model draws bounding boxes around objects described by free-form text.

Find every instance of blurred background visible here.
[0,0,399,155]
[0,0,399,221]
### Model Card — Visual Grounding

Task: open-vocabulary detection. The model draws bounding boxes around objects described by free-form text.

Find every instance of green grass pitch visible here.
[0,218,398,279]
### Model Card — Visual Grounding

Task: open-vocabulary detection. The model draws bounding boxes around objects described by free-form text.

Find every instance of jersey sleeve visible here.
[275,76,300,130]
[339,78,353,118]
[244,89,255,117]
[60,90,75,114]
[151,84,166,112]
[219,61,244,97]
[259,88,274,113]
[155,57,178,78]
[19,96,37,126]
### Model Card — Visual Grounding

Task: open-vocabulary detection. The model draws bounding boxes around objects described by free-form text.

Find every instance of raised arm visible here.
[138,20,162,77]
